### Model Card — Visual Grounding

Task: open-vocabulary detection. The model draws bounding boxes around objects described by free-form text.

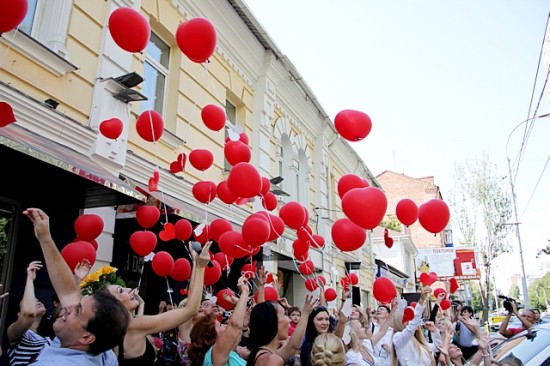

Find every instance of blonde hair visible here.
[348,320,374,365]
[311,333,346,366]
[392,308,435,366]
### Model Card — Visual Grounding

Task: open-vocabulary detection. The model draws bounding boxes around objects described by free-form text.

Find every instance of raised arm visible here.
[7,261,42,345]
[371,297,397,346]
[277,294,316,360]
[129,242,210,335]
[212,274,250,366]
[393,286,431,349]
[23,208,80,307]
[256,266,267,304]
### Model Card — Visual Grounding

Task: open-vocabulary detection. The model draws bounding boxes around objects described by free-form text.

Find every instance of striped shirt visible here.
[8,329,51,365]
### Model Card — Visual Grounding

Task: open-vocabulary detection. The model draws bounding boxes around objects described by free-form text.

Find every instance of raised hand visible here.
[192,241,212,268]
[419,286,432,303]
[27,260,43,281]
[74,259,91,282]
[236,274,250,295]
[257,265,267,286]
[424,321,437,333]
[302,294,317,317]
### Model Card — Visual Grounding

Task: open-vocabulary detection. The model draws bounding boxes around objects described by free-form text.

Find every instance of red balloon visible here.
[334,109,372,142]
[260,212,285,242]
[279,201,307,230]
[176,17,217,63]
[224,140,251,166]
[293,239,310,259]
[227,163,262,198]
[218,231,249,258]
[0,0,28,33]
[261,192,278,211]
[440,299,452,311]
[216,180,238,205]
[402,306,415,323]
[433,288,447,299]
[108,7,150,52]
[189,149,214,171]
[74,214,104,241]
[129,230,157,256]
[340,277,351,290]
[254,285,279,302]
[297,226,313,244]
[310,234,325,249]
[216,288,236,311]
[317,275,327,287]
[299,260,315,276]
[384,236,394,248]
[204,260,222,286]
[136,110,164,142]
[61,241,96,272]
[325,288,337,302]
[396,198,419,226]
[152,251,175,277]
[193,225,210,244]
[214,252,234,271]
[0,101,17,127]
[201,104,226,131]
[342,187,387,230]
[209,218,233,243]
[305,278,319,292]
[331,218,366,252]
[418,199,450,234]
[174,219,193,241]
[373,277,397,304]
[260,177,271,196]
[99,118,124,140]
[73,237,98,251]
[337,174,369,199]
[225,131,249,145]
[347,273,359,285]
[241,262,258,279]
[242,215,270,247]
[136,205,160,229]
[192,181,217,204]
[171,258,191,281]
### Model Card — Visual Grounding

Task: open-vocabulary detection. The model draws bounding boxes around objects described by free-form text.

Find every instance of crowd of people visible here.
[0,208,541,365]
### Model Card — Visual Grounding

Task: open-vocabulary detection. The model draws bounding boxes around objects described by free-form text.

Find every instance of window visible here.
[224,101,237,171]
[19,0,38,35]
[141,33,170,114]
[2,0,76,75]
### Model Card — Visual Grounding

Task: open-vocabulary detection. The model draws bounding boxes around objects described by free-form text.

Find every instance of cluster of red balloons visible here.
[61,214,105,272]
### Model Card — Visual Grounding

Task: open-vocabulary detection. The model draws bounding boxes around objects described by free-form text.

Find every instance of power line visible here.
[520,155,550,218]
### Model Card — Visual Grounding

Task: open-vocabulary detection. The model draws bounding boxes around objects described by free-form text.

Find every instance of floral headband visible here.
[80,265,126,295]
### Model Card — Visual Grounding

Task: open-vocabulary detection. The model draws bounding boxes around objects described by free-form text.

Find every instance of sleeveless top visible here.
[118,337,157,366]
[203,346,246,366]
[254,347,284,365]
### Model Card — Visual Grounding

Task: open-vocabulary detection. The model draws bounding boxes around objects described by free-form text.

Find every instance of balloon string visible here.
[202,62,223,107]
[0,27,20,70]
[165,277,174,307]
[137,260,146,291]
[158,190,169,224]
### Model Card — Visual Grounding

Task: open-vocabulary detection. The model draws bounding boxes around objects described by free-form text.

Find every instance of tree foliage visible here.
[528,271,550,311]
[451,154,512,322]
[380,215,403,232]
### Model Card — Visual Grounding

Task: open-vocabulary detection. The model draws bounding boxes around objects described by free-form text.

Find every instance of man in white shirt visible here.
[370,304,393,366]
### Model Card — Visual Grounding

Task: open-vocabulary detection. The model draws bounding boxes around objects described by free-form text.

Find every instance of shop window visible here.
[140,32,170,115]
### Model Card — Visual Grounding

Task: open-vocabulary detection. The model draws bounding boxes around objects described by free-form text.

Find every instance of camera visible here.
[498,295,523,312]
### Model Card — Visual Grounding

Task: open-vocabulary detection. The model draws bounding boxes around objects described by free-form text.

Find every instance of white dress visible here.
[392,304,441,366]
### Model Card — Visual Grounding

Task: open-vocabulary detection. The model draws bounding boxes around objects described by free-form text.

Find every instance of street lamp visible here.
[505,112,550,308]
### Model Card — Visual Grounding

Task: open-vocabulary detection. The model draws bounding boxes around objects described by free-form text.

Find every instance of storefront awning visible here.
[0,124,146,207]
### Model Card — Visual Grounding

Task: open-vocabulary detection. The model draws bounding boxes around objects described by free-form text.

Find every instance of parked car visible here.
[488,322,550,365]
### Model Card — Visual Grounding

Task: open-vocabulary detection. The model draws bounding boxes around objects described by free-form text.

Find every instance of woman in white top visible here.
[392,286,441,366]
[347,299,396,366]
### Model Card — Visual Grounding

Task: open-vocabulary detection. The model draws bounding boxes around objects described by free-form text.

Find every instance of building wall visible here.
[1,0,381,311]
[376,171,445,249]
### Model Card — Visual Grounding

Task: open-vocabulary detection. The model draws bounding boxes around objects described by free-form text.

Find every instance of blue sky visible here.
[244,0,550,292]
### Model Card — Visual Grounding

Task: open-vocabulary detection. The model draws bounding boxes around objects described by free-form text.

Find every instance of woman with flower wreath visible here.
[79,242,211,365]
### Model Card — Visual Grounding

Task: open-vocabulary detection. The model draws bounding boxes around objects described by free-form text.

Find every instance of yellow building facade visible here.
[0,0,381,335]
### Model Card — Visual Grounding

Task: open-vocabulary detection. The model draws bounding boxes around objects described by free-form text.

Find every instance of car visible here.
[488,322,550,365]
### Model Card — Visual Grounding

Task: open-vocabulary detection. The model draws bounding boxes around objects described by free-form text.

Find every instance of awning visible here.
[0,123,146,206]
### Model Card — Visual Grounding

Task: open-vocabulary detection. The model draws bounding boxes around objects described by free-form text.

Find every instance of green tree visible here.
[451,154,512,323]
[528,271,550,311]
[380,215,402,232]
[509,284,520,299]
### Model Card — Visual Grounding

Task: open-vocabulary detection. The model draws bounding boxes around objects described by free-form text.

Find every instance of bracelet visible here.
[341,298,347,302]
[482,353,490,357]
